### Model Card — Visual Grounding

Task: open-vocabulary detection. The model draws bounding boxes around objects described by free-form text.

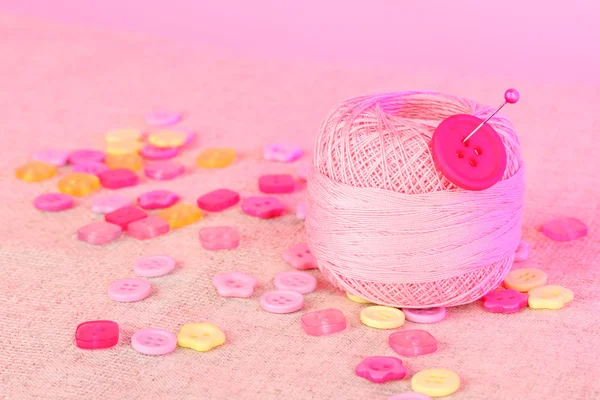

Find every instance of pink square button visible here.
[128,216,170,240]
[301,308,346,336]
[77,221,122,245]
[105,206,148,230]
[389,330,437,357]
[196,188,240,212]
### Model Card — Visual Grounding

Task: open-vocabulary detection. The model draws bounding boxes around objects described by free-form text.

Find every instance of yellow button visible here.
[528,285,574,310]
[360,306,405,329]
[503,268,547,292]
[57,173,100,196]
[105,153,143,171]
[412,368,461,398]
[105,128,141,143]
[197,148,235,168]
[346,292,371,304]
[15,161,56,182]
[177,323,225,352]
[148,130,187,148]
[157,204,202,229]
[106,140,142,156]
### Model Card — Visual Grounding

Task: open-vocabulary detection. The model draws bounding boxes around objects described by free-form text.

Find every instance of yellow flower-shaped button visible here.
[148,130,187,148]
[105,128,141,144]
[105,153,143,171]
[528,285,574,310]
[346,292,371,304]
[360,306,405,329]
[15,161,56,182]
[503,268,547,292]
[412,368,461,397]
[57,173,100,196]
[106,140,143,156]
[177,323,225,352]
[157,204,202,229]
[197,148,236,168]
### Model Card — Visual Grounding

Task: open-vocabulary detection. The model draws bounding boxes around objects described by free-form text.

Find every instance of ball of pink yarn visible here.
[305,92,525,307]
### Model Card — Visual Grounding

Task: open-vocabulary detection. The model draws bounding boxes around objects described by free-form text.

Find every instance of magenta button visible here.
[483,289,528,313]
[389,330,438,357]
[69,149,105,165]
[301,309,346,336]
[241,196,285,219]
[105,206,148,230]
[355,356,406,383]
[34,193,74,212]
[196,188,240,212]
[75,320,119,350]
[258,174,295,194]
[98,168,138,189]
[72,161,109,176]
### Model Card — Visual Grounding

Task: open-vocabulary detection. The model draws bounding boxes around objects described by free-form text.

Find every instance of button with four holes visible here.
[199,226,240,250]
[212,271,259,298]
[389,330,438,357]
[503,268,547,292]
[402,307,446,324]
[241,196,285,219]
[107,278,152,302]
[482,289,528,313]
[131,328,177,355]
[411,368,460,397]
[263,143,303,162]
[282,243,317,270]
[75,320,119,350]
[260,290,304,314]
[274,270,317,294]
[361,306,405,329]
[134,255,176,278]
[301,308,346,336]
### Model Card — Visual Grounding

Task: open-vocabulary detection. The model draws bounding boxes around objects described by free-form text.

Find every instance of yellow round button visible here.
[360,306,405,329]
[196,148,236,169]
[503,268,547,292]
[177,323,225,352]
[57,173,100,197]
[412,368,461,398]
[157,204,202,229]
[528,285,574,310]
[105,153,143,171]
[106,140,142,156]
[15,161,56,182]
[148,130,187,148]
[105,128,141,143]
[346,292,371,304]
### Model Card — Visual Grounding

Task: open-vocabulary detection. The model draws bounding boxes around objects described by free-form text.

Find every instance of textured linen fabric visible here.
[1,14,599,400]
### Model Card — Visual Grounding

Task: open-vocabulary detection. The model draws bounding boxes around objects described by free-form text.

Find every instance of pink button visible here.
[296,203,306,220]
[514,240,529,262]
[241,196,285,219]
[34,193,74,212]
[274,271,317,294]
[33,149,70,166]
[258,174,295,194]
[301,308,346,336]
[199,226,240,250]
[355,356,406,383]
[75,320,119,350]
[260,290,304,313]
[389,330,438,357]
[212,271,259,298]
[389,393,433,400]
[144,161,185,180]
[542,217,588,242]
[128,216,170,240]
[263,143,303,162]
[196,188,240,212]
[145,110,182,127]
[134,255,176,277]
[77,221,122,245]
[482,289,528,313]
[140,144,179,160]
[72,161,110,176]
[91,194,133,214]
[137,190,180,210]
[105,206,148,230]
[282,243,317,270]
[107,278,152,302]
[69,149,105,165]
[98,168,139,189]
[431,114,507,191]
[402,307,447,324]
[131,328,177,355]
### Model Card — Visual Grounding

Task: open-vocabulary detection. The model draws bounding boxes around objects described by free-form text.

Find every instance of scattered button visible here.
[346,292,371,304]
[514,240,529,262]
[148,130,188,148]
[75,320,119,350]
[196,148,235,168]
[105,206,148,230]
[196,188,240,212]
[241,196,285,219]
[145,110,182,127]
[263,143,303,162]
[260,290,304,314]
[157,204,202,229]
[503,268,547,292]
[72,161,109,176]
[274,270,317,294]
[16,161,56,182]
[105,128,141,143]
[177,323,225,352]
[98,168,139,189]
[389,330,438,357]
[137,190,180,210]
[361,306,405,329]
[259,174,295,194]
[355,356,407,383]
[77,221,122,245]
[34,193,74,212]
[301,308,346,336]
[296,203,306,220]
[128,216,170,240]
[199,226,240,250]
[106,140,143,156]
[528,285,574,310]
[482,289,528,313]
[58,173,100,196]
[105,153,143,172]
[212,271,259,298]
[542,217,588,242]
[131,328,177,355]
[33,149,70,166]
[91,194,133,214]
[68,149,105,165]
[140,144,179,160]
[282,243,317,270]
[411,368,460,397]
[107,277,151,302]
[402,307,446,324]
[134,255,176,277]
[388,393,432,400]
[144,160,185,180]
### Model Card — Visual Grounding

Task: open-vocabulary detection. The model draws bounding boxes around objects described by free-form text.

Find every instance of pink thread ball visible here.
[305,92,525,307]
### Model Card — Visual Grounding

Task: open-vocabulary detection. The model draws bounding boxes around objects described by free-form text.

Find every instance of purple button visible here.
[33,149,70,166]
[140,144,179,160]
[196,188,240,212]
[402,307,446,324]
[542,217,588,242]
[301,308,346,336]
[389,330,437,357]
[145,110,182,127]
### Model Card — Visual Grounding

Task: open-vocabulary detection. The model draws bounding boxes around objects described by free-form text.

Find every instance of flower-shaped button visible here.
[105,153,143,171]
[157,204,202,229]
[274,271,317,294]
[144,160,185,180]
[411,368,460,397]
[140,144,179,160]
[263,143,303,162]
[72,161,110,176]
[259,174,295,194]
[69,149,105,165]
[260,290,304,314]
[514,240,530,262]
[196,188,240,212]
[128,216,170,240]
[145,110,182,127]
[91,194,133,214]
[402,307,446,324]
[148,130,188,148]
[528,285,574,310]
[105,206,148,230]
[107,278,152,302]
[16,161,56,182]
[389,330,438,357]
[199,226,240,250]
[503,268,547,292]
[212,271,258,298]
[134,255,176,277]
[282,243,317,270]
[77,221,122,245]
[482,289,528,313]
[301,309,346,336]
[75,320,119,350]
[137,190,180,210]
[98,168,138,189]
[34,193,74,212]
[542,217,588,242]
[355,356,407,383]
[196,148,235,168]
[177,323,225,352]
[58,173,100,196]
[131,328,177,355]
[361,306,405,329]
[33,149,70,166]
[241,196,285,219]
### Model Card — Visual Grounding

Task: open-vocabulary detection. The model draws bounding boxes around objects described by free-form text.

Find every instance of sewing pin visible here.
[463,88,520,143]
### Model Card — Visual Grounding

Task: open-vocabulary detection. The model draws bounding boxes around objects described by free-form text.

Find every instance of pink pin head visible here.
[504,88,520,104]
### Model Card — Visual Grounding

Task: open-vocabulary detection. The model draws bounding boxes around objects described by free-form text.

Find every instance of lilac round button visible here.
[145,110,182,127]
[140,144,179,160]
[137,190,180,210]
[33,149,70,166]
[274,271,317,294]
[389,393,433,400]
[34,193,74,211]
[72,161,110,176]
[91,194,133,214]
[107,278,152,302]
[260,290,304,314]
[144,161,185,180]
[69,149,105,165]
[402,307,446,324]
[131,328,177,355]
[134,255,176,277]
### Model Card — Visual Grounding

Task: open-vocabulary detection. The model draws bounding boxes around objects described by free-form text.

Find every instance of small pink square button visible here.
[98,168,139,189]
[91,194,132,214]
[199,226,240,250]
[128,216,170,240]
[77,221,122,245]
[542,217,588,242]
[282,243,317,270]
[241,196,285,219]
[108,278,152,302]
[355,356,406,383]
[134,255,176,277]
[33,149,70,166]
[144,161,185,180]
[137,190,180,210]
[212,271,259,298]
[69,149,105,165]
[263,143,303,162]
[389,330,437,357]
[260,290,304,314]
[105,206,148,230]
[274,271,317,294]
[131,328,177,355]
[72,161,109,176]
[75,320,119,350]
[258,174,295,194]
[301,308,346,336]
[402,307,446,324]
[196,189,240,212]
[34,193,74,212]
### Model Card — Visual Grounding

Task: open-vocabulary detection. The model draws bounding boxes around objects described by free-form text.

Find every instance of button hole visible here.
[463,140,470,147]
[468,158,477,167]
[474,147,482,156]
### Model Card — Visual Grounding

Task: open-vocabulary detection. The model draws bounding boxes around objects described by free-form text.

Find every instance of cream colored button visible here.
[177,323,225,352]
[360,306,405,329]
[528,285,574,310]
[346,292,371,304]
[503,268,547,292]
[411,368,460,398]
[148,130,188,148]
[106,140,143,156]
[105,128,141,143]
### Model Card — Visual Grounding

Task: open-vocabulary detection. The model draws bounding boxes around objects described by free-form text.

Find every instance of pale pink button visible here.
[296,203,306,220]
[91,194,133,214]
[34,193,74,211]
[258,174,295,194]
[274,271,317,294]
[69,149,105,165]
[33,149,70,166]
[260,290,304,314]
[355,356,406,383]
[196,189,240,212]
[128,216,170,240]
[77,221,122,245]
[402,307,447,324]
[144,161,185,180]
[389,330,438,357]
[199,226,240,250]
[145,110,182,127]
[241,196,285,219]
[263,143,303,162]
[389,393,433,400]
[514,240,529,262]
[72,161,109,176]
[134,255,176,277]
[137,190,180,210]
[107,278,152,302]
[212,271,259,298]
[542,217,588,242]
[297,163,309,180]
[301,308,346,336]
[98,168,139,189]
[131,328,177,355]
[140,144,179,160]
[282,243,317,270]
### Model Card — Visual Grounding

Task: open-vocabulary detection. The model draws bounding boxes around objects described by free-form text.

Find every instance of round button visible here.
[68,149,105,165]
[107,278,152,302]
[134,255,176,277]
[105,128,141,143]
[131,328,177,355]
[402,307,446,324]
[260,290,304,314]
[145,110,182,127]
[431,114,507,191]
[72,161,109,176]
[503,267,547,292]
[33,149,70,166]
[34,193,74,212]
[274,271,317,294]
[361,306,405,329]
[148,130,188,148]
[411,368,460,397]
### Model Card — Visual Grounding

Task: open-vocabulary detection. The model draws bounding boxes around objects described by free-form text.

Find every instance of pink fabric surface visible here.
[1,14,599,400]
